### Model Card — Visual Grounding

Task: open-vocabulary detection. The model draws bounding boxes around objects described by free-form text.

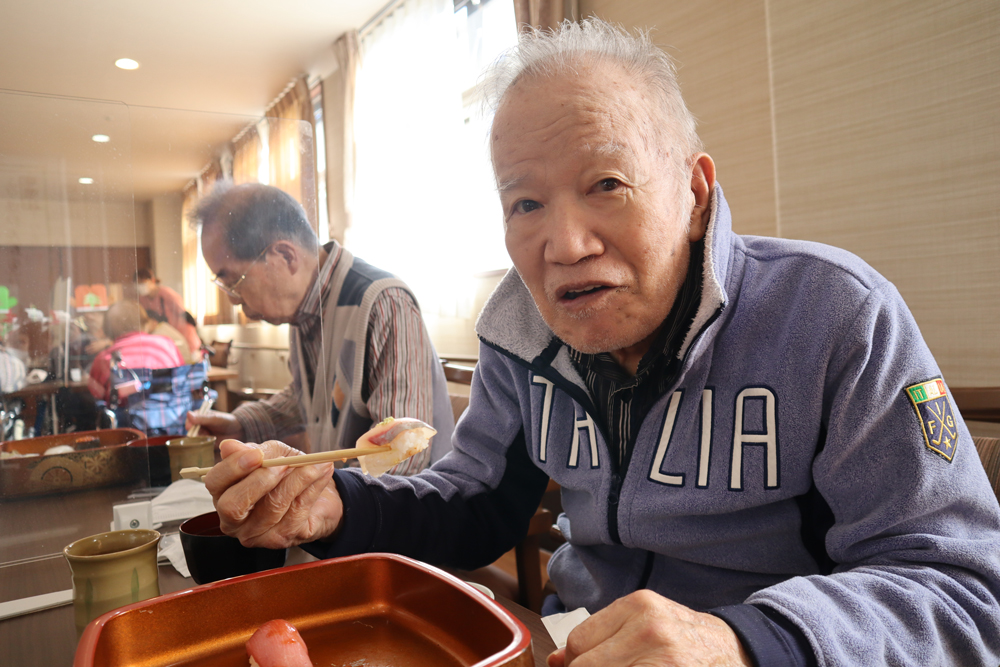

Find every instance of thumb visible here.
[547,648,566,667]
[219,438,249,458]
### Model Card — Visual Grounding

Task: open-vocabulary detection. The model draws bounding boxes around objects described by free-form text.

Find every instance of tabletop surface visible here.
[0,482,557,666]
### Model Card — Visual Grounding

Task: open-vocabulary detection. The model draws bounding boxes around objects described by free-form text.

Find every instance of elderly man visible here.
[202,20,1000,666]
[186,183,453,473]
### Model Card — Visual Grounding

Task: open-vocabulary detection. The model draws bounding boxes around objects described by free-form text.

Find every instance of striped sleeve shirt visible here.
[233,243,435,474]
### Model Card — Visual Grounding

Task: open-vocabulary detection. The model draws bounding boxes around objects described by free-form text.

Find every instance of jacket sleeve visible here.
[303,347,550,569]
[745,281,1000,665]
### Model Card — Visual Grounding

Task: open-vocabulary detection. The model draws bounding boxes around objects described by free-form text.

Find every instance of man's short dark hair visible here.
[190,182,319,260]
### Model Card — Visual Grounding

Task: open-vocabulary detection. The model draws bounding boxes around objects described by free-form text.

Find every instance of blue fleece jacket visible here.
[305,185,1000,666]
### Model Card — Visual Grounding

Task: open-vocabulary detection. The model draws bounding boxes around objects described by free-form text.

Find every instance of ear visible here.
[271,240,301,275]
[688,153,716,242]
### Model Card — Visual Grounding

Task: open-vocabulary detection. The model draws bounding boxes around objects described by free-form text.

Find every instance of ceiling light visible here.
[79,177,94,185]
[115,58,139,70]
[92,134,110,143]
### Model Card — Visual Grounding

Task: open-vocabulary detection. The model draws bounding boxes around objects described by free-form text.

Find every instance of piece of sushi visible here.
[357,417,437,477]
[246,619,314,667]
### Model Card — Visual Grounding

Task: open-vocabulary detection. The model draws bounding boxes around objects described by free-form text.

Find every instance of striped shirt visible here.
[569,241,704,470]
[233,242,436,474]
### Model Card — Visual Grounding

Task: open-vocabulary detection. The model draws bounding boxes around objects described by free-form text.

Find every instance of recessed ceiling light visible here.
[79,177,94,185]
[115,58,139,70]
[92,134,110,143]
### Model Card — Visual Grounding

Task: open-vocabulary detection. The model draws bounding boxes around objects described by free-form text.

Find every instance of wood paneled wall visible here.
[582,0,1000,386]
[0,246,150,312]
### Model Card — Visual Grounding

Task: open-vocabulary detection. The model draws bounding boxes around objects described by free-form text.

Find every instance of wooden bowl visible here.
[75,553,533,667]
[0,428,146,499]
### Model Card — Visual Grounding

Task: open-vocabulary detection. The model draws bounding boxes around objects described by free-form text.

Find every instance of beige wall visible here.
[581,0,1000,387]
[0,195,148,247]
[584,0,778,236]
[150,193,185,294]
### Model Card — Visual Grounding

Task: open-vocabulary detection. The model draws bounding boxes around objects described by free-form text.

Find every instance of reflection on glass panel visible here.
[0,91,152,582]
[0,94,316,614]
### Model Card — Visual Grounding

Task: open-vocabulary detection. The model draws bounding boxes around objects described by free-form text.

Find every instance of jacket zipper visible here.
[482,298,726,548]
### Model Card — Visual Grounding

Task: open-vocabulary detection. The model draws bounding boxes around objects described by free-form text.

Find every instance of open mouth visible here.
[561,285,612,301]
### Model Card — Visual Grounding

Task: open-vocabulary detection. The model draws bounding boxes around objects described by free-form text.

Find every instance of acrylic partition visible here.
[0,90,157,597]
[0,89,318,612]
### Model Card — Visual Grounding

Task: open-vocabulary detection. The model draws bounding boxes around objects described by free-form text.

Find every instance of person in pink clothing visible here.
[88,300,184,402]
[134,268,203,360]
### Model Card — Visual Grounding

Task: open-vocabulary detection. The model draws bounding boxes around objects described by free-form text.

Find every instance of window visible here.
[347,0,517,329]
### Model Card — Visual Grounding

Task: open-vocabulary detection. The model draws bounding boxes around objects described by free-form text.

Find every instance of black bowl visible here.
[179,511,287,584]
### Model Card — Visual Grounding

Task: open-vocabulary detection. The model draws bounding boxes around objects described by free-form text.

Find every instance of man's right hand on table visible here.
[203,438,342,550]
[185,409,244,439]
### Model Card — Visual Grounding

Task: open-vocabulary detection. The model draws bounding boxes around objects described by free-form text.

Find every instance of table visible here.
[0,483,556,666]
[206,366,238,413]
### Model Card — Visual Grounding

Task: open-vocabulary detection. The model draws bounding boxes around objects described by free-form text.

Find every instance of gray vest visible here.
[295,247,454,463]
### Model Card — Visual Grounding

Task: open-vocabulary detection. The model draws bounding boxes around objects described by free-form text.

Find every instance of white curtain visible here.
[348,0,515,319]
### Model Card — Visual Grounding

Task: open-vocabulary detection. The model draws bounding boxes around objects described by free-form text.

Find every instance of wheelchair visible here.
[97,357,216,437]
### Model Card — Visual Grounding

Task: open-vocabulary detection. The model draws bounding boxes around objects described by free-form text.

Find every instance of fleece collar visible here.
[476,183,733,377]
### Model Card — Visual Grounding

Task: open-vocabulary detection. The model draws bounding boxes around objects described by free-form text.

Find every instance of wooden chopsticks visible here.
[178,444,392,480]
[186,397,215,437]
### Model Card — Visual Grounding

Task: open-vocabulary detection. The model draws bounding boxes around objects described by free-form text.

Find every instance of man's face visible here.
[200,224,296,325]
[492,61,705,360]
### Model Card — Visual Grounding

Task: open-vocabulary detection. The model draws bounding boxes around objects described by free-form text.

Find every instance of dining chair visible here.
[207,339,232,368]
[973,436,1000,500]
[440,359,557,613]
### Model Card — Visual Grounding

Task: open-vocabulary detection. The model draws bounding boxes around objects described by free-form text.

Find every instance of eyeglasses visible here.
[212,245,270,299]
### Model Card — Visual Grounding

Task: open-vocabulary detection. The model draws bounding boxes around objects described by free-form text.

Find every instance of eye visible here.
[594,178,623,192]
[511,199,542,215]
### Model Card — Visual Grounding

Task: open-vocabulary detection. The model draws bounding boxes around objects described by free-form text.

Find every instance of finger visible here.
[546,647,566,667]
[245,465,336,548]
[214,462,290,536]
[238,462,335,542]
[219,438,252,459]
[204,442,259,500]
[561,595,642,665]
[184,411,200,431]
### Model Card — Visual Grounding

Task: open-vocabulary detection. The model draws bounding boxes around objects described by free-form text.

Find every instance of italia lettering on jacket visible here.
[532,377,779,491]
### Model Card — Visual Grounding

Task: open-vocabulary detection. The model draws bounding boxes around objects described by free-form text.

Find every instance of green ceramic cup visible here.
[63,529,161,637]
[165,436,216,482]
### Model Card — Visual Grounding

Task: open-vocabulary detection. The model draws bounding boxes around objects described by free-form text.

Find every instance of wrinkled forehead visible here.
[491,65,665,180]
[199,221,237,273]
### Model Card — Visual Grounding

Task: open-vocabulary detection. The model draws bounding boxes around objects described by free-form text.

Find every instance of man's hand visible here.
[548,590,751,667]
[186,409,244,439]
[204,439,343,550]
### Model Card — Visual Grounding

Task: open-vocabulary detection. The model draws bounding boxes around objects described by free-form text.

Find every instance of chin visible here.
[552,323,634,356]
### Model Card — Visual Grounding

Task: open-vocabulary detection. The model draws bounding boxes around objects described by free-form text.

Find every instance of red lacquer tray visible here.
[75,553,533,667]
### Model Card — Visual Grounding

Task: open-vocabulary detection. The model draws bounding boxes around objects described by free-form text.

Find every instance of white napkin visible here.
[157,532,191,578]
[151,479,215,526]
[541,607,591,650]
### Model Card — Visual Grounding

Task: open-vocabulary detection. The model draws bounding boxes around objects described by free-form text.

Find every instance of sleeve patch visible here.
[905,378,958,462]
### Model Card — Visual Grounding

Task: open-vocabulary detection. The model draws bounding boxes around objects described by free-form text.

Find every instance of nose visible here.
[227,293,242,306]
[543,199,604,265]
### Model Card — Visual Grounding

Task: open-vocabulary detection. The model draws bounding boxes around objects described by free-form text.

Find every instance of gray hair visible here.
[482,18,703,168]
[189,182,319,260]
